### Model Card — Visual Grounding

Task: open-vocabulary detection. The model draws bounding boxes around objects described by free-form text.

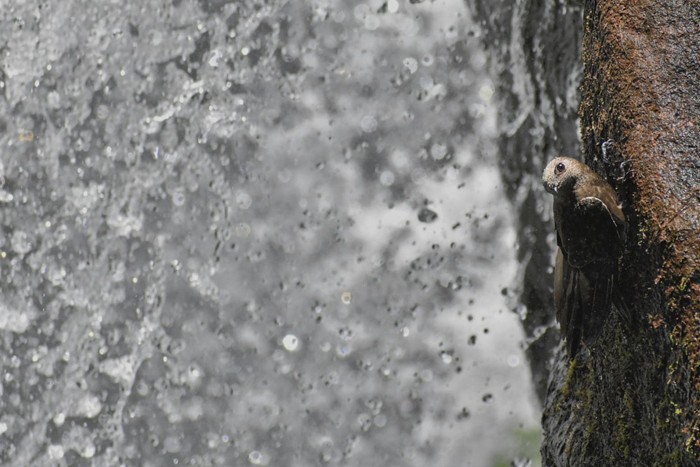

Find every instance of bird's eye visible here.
[554,162,566,174]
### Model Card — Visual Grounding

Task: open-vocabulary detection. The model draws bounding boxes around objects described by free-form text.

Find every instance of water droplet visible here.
[353,4,370,20]
[438,272,452,288]
[0,303,33,333]
[282,334,299,352]
[479,83,494,102]
[47,265,67,286]
[338,327,353,341]
[341,291,352,304]
[336,344,352,357]
[387,0,399,13]
[53,413,66,426]
[234,223,251,238]
[248,450,263,465]
[360,115,377,133]
[364,15,380,30]
[512,457,533,467]
[409,168,425,186]
[171,188,186,206]
[419,74,434,90]
[325,371,339,385]
[47,90,61,109]
[379,170,395,186]
[82,443,96,458]
[507,354,521,368]
[357,413,372,431]
[208,49,222,67]
[374,414,387,427]
[47,444,64,459]
[76,393,103,418]
[403,57,418,74]
[430,143,448,160]
[319,440,339,463]
[333,10,345,22]
[441,352,453,364]
[11,230,32,255]
[236,191,252,210]
[241,46,250,56]
[164,435,181,453]
[96,104,109,120]
[417,208,437,223]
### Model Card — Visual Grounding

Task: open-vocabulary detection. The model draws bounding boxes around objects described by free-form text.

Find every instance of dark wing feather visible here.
[555,253,614,357]
[576,178,626,243]
[554,193,624,356]
[580,263,615,347]
[553,247,571,332]
[566,269,589,357]
[556,247,581,356]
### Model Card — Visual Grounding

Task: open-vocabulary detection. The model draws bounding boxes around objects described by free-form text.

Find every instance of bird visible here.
[542,156,627,357]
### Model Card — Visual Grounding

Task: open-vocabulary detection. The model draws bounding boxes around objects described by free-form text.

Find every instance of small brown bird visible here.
[542,157,627,357]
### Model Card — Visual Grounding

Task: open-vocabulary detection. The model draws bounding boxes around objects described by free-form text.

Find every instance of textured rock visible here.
[542,1,700,465]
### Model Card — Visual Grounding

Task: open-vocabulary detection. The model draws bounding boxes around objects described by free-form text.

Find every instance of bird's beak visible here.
[543,180,557,194]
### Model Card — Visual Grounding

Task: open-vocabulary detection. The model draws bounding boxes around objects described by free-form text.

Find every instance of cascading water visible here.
[0,0,586,465]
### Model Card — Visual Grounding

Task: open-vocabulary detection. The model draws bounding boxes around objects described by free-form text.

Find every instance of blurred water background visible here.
[0,0,583,465]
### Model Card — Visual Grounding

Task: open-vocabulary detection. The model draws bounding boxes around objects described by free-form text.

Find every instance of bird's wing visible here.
[553,247,569,328]
[555,248,613,357]
[558,195,623,269]
[577,176,627,242]
[578,195,626,242]
[554,246,584,356]
[580,262,615,348]
[555,194,622,357]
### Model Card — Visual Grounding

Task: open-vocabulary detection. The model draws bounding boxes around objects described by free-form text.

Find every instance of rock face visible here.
[542,1,700,465]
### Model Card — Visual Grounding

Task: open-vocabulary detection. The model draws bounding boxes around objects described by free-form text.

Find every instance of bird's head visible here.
[542,156,582,197]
